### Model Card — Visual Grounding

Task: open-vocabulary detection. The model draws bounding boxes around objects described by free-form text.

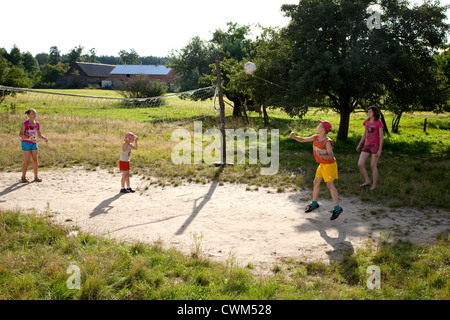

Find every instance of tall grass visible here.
[1,92,449,210]
[0,208,448,300]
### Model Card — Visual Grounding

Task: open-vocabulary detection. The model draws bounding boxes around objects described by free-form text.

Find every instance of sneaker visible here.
[127,188,136,193]
[330,207,343,220]
[305,203,320,213]
[120,188,130,193]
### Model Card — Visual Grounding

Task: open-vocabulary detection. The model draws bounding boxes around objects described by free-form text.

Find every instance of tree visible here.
[376,0,449,133]
[141,56,169,65]
[48,46,62,65]
[435,47,450,111]
[65,45,84,66]
[169,23,259,119]
[250,26,302,120]
[97,55,119,65]
[281,0,384,140]
[118,49,140,65]
[0,48,7,60]
[210,57,255,120]
[83,48,98,63]
[0,56,33,103]
[383,50,447,133]
[281,0,449,140]
[40,63,69,85]
[35,53,49,67]
[8,45,22,66]
[209,23,257,118]
[167,36,215,90]
[211,22,254,61]
[22,52,40,77]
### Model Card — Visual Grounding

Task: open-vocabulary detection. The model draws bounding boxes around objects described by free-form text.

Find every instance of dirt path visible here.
[0,167,448,274]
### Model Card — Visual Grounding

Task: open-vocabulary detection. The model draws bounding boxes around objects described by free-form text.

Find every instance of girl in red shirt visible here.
[19,109,48,183]
[356,106,384,190]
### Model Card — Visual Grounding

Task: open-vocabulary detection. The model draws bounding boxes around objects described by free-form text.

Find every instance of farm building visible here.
[110,65,178,89]
[57,62,116,88]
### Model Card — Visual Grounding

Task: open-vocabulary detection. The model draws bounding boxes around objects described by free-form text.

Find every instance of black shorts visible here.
[362,145,380,154]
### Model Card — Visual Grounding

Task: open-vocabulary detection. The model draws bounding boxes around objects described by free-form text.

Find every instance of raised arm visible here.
[290,132,315,143]
[130,137,138,150]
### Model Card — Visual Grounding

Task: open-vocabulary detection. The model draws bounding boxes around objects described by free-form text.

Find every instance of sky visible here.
[1,0,298,58]
[2,0,449,58]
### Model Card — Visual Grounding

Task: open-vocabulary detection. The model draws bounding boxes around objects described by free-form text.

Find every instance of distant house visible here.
[57,62,116,88]
[110,65,178,89]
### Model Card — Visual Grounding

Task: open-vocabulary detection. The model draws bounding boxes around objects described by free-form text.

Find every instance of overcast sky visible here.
[1,0,448,58]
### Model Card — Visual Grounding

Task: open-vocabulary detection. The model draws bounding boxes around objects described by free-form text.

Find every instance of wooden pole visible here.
[214,54,231,166]
[423,118,427,133]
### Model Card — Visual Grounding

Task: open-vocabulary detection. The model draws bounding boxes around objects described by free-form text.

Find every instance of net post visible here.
[214,54,232,167]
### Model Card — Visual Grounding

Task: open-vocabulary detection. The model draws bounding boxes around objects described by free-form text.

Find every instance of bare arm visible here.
[19,124,26,140]
[290,132,315,143]
[377,127,384,157]
[130,137,138,150]
[37,129,48,142]
[356,132,366,152]
[320,141,335,160]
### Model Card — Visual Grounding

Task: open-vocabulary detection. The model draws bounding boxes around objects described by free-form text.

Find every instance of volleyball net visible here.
[0,84,219,142]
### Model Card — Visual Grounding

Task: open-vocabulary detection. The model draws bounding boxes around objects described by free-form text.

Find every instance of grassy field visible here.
[0,208,448,299]
[1,88,449,210]
[0,88,449,300]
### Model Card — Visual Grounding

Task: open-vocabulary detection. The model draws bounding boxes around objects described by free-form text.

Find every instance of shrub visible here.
[117,74,167,107]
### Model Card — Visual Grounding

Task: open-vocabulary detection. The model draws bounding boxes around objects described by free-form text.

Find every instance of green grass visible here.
[0,90,449,300]
[0,208,448,300]
[1,92,449,210]
[42,88,124,98]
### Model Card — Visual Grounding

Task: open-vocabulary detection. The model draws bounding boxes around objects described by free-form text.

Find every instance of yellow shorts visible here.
[315,162,338,182]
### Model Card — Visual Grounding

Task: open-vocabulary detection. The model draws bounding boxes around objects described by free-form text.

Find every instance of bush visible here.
[117,74,167,107]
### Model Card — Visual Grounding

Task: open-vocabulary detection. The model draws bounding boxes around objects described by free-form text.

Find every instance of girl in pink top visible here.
[19,109,48,183]
[356,106,384,190]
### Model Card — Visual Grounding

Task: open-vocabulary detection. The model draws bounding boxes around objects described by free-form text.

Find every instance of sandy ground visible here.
[0,167,448,274]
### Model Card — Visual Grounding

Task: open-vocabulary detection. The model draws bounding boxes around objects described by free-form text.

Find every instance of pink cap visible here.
[318,120,332,132]
[125,132,135,139]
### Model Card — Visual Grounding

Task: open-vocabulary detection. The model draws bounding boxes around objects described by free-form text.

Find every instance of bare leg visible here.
[121,173,126,188]
[370,154,380,190]
[125,172,130,188]
[358,152,371,186]
[326,181,339,207]
[312,177,322,202]
[30,149,39,180]
[22,151,31,180]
